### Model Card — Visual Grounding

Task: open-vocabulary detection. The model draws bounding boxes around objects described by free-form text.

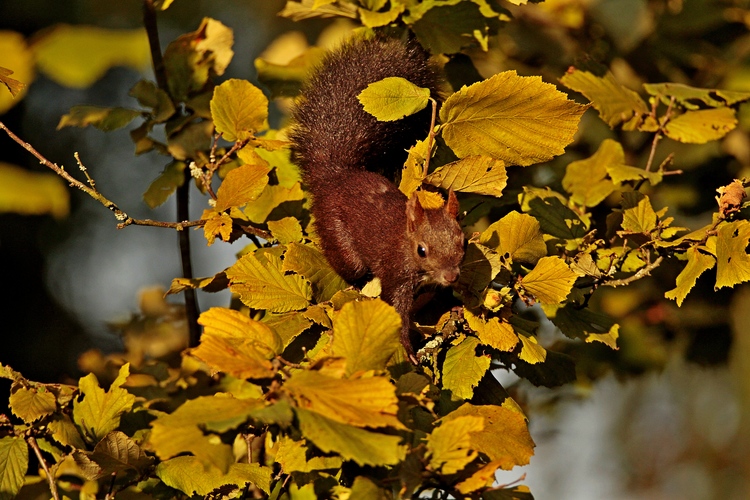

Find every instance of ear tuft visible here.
[445,189,459,218]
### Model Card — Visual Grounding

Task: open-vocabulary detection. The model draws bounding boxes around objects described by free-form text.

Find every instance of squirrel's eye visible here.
[417,245,427,258]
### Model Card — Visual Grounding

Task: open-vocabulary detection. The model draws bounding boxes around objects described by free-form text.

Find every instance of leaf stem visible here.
[422,97,438,178]
[27,435,60,500]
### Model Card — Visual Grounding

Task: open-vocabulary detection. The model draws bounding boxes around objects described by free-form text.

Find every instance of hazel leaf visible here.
[331,299,402,375]
[440,70,587,166]
[73,364,136,445]
[211,79,269,142]
[442,336,491,401]
[479,211,546,264]
[9,383,57,423]
[562,139,619,207]
[664,108,737,144]
[520,256,577,305]
[156,456,272,496]
[214,163,270,212]
[621,191,657,234]
[427,415,484,475]
[464,309,518,352]
[282,243,348,303]
[226,252,312,312]
[665,247,716,305]
[0,436,28,500]
[715,220,750,289]
[644,82,750,109]
[425,155,507,197]
[358,76,430,122]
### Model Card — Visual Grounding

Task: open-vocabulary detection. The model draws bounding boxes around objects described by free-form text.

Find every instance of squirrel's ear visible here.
[406,194,425,232]
[445,189,459,218]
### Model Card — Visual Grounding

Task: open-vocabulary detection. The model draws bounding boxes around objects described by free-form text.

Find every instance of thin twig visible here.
[27,436,60,500]
[602,255,664,287]
[422,97,438,178]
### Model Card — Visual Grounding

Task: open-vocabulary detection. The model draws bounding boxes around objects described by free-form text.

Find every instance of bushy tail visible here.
[290,35,441,189]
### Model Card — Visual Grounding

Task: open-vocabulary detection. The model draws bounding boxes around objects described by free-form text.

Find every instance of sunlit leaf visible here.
[268,217,304,244]
[425,155,507,197]
[0,162,69,219]
[0,32,34,113]
[284,370,403,429]
[620,191,657,234]
[48,414,86,449]
[156,456,272,496]
[32,25,149,88]
[214,163,270,212]
[443,403,534,470]
[202,210,233,246]
[359,4,406,27]
[442,336,490,400]
[715,220,750,289]
[0,436,27,500]
[664,107,737,144]
[211,79,269,142]
[275,436,343,474]
[282,243,348,303]
[331,299,402,375]
[518,335,547,364]
[226,252,312,312]
[358,76,430,122]
[456,460,507,494]
[440,71,587,166]
[562,139,619,206]
[9,383,56,423]
[644,82,750,109]
[665,247,716,305]
[464,309,518,352]
[520,256,577,305]
[244,182,306,224]
[73,364,136,444]
[295,408,406,466]
[427,415,484,474]
[479,211,546,264]
[560,69,649,130]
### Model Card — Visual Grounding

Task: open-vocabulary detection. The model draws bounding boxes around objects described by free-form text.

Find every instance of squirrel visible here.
[290,34,465,361]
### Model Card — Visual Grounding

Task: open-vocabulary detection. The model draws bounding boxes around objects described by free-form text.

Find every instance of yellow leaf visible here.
[359,4,406,27]
[621,191,657,234]
[73,364,136,444]
[399,139,428,197]
[464,309,518,352]
[358,76,430,122]
[427,415,484,474]
[243,182,306,224]
[664,108,737,144]
[562,139,618,206]
[211,79,269,142]
[0,162,69,219]
[444,403,535,470]
[479,211,546,264]
[0,32,35,113]
[440,70,587,166]
[226,252,312,312]
[9,383,57,423]
[214,163,270,212]
[268,217,304,244]
[202,211,233,246]
[156,456,272,496]
[32,25,149,88]
[198,307,282,354]
[520,256,577,305]
[455,460,506,494]
[282,243,348,302]
[665,247,716,305]
[275,436,342,474]
[143,161,186,209]
[518,335,547,364]
[715,220,750,289]
[425,155,507,197]
[560,69,649,130]
[332,299,402,375]
[644,82,750,109]
[284,370,403,429]
[442,337,490,401]
[57,105,141,131]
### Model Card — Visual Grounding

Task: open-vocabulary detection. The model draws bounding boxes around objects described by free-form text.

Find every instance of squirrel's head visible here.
[406,189,465,287]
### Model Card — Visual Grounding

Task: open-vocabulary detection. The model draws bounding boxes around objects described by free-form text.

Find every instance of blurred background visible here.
[1,0,749,498]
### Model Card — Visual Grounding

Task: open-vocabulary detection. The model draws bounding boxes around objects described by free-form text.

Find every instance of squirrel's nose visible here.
[443,267,460,284]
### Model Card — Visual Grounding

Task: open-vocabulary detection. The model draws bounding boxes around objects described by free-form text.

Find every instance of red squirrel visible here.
[290,35,465,361]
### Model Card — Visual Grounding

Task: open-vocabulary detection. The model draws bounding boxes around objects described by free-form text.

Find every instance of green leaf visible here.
[560,69,649,130]
[464,309,518,352]
[226,251,312,312]
[73,431,153,481]
[57,105,142,131]
[282,243,348,303]
[267,217,304,244]
[0,436,28,500]
[295,408,406,466]
[128,79,175,122]
[479,211,546,264]
[440,70,587,166]
[48,414,86,449]
[143,160,186,209]
[211,79,269,141]
[644,82,750,109]
[156,456,272,496]
[665,247,716,305]
[357,77,430,122]
[284,370,403,429]
[664,108,737,144]
[458,243,503,294]
[331,299,402,375]
[33,25,149,88]
[442,336,491,400]
[73,364,136,444]
[427,415,484,474]
[214,163,270,212]
[9,383,56,423]
[562,139,618,207]
[512,349,576,387]
[410,1,498,54]
[425,155,507,197]
[524,192,588,240]
[715,220,750,289]
[621,191,657,234]
[443,403,534,470]
[520,256,577,305]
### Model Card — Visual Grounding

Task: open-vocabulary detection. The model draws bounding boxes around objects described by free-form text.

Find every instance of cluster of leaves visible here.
[2,0,750,499]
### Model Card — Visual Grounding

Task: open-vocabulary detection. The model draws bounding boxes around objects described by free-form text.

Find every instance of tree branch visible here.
[27,435,60,500]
